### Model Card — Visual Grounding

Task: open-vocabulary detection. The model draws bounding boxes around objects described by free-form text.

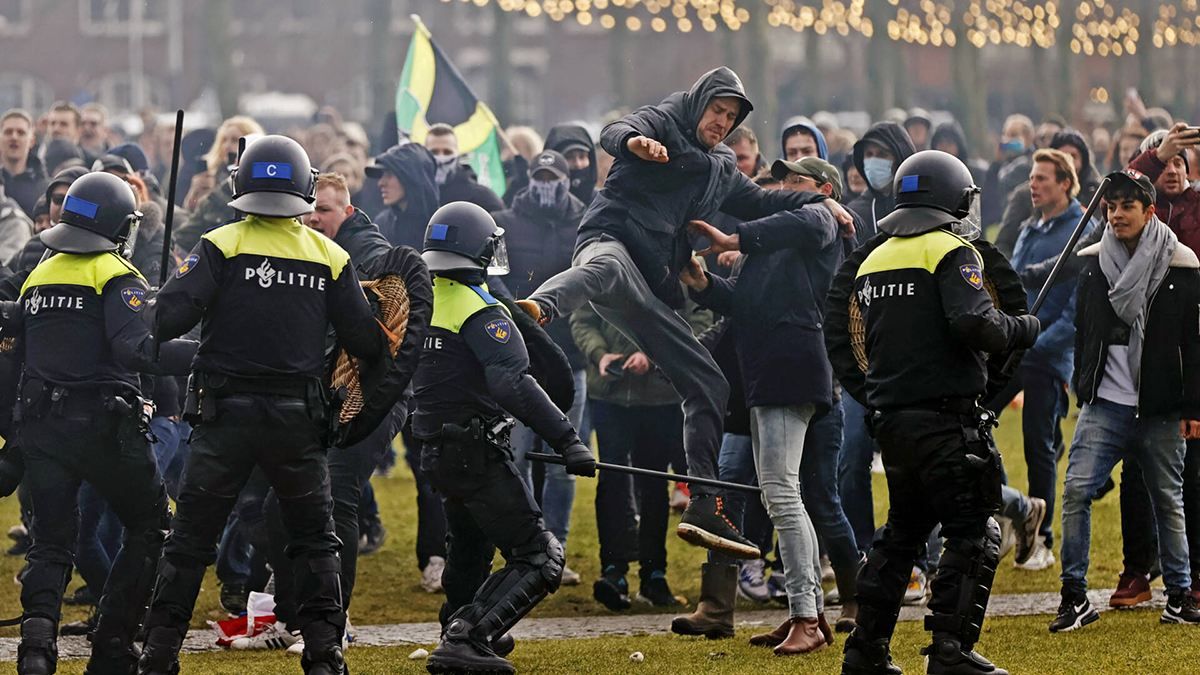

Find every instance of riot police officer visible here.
[138,135,385,675]
[834,151,1040,675]
[413,202,595,674]
[6,171,197,675]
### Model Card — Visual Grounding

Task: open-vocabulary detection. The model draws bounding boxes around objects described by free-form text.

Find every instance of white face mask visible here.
[529,178,568,208]
[863,157,894,191]
[433,154,457,185]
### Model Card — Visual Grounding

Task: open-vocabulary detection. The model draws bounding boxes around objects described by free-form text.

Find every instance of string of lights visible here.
[447,0,1200,52]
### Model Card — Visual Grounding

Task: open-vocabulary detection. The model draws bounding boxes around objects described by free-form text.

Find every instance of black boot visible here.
[841,634,903,675]
[678,494,760,559]
[18,617,58,675]
[922,638,1008,675]
[85,631,140,675]
[491,633,515,658]
[302,620,347,675]
[426,618,514,674]
[137,627,182,675]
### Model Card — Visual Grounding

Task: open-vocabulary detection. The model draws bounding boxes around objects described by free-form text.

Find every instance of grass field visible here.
[0,408,1153,672]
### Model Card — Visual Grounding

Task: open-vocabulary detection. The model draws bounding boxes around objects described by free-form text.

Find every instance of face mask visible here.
[999,139,1025,156]
[863,157,893,192]
[433,154,457,185]
[530,178,568,209]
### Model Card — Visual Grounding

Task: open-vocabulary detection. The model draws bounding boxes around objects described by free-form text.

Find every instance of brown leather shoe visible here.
[773,617,827,656]
[748,618,790,647]
[816,613,834,646]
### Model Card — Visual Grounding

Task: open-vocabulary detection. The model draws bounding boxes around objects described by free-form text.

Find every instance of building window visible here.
[0,0,31,35]
[79,0,168,36]
[0,73,53,114]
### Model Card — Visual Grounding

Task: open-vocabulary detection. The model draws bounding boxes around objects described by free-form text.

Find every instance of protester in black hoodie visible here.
[367,142,440,251]
[544,123,599,205]
[845,122,917,246]
[931,121,988,185]
[520,67,851,561]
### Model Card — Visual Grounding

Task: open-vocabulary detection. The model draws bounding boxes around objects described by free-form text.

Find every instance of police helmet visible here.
[877,150,981,239]
[421,201,509,276]
[41,172,142,255]
[228,135,318,218]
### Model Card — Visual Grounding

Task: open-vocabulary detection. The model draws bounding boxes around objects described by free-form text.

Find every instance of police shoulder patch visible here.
[960,264,984,290]
[484,318,512,344]
[121,287,147,312]
[176,254,199,278]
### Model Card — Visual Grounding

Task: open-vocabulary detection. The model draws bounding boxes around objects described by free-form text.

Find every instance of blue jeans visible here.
[799,399,860,574]
[1061,399,1191,594]
[751,404,822,617]
[839,393,876,553]
[511,369,587,550]
[151,417,191,500]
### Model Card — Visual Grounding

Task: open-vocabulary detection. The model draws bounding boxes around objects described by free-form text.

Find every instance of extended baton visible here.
[526,451,761,494]
[152,109,185,362]
[1001,176,1110,374]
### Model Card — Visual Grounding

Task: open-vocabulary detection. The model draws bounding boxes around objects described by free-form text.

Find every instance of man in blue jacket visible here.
[993,149,1094,571]
[517,67,853,557]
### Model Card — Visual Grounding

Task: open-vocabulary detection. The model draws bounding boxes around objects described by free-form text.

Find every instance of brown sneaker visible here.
[1109,571,1152,608]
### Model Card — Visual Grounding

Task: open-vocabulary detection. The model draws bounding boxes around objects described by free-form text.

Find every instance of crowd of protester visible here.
[1,87,1199,651]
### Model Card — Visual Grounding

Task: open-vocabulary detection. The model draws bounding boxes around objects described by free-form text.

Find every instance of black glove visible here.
[560,442,596,477]
[1013,314,1041,350]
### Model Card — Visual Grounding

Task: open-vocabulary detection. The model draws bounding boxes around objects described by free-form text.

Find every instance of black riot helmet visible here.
[421,201,509,276]
[41,171,142,255]
[228,134,318,218]
[877,150,982,239]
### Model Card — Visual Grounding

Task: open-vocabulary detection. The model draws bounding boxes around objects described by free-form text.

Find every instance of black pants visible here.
[20,395,168,643]
[420,438,547,623]
[590,400,678,576]
[1120,440,1200,577]
[403,423,448,570]
[854,409,1001,647]
[268,405,405,625]
[144,393,344,646]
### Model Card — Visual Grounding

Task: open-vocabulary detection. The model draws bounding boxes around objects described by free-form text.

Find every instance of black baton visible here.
[526,451,761,494]
[152,109,185,362]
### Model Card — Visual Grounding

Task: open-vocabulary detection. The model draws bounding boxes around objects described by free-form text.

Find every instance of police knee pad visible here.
[138,626,183,675]
[517,530,565,591]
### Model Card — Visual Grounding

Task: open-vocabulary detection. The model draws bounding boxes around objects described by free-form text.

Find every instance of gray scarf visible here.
[1099,215,1177,381]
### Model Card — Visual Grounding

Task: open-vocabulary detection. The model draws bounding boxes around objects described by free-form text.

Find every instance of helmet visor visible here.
[120,214,141,260]
[951,188,982,241]
[486,228,510,276]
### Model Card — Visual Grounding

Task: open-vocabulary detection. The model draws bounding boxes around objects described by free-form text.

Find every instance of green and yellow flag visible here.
[396,15,506,194]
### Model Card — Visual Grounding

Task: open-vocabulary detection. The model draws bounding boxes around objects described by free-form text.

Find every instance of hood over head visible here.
[544,123,598,203]
[367,142,440,220]
[853,122,918,197]
[659,67,753,150]
[781,116,829,160]
[1050,128,1101,187]
[930,121,971,162]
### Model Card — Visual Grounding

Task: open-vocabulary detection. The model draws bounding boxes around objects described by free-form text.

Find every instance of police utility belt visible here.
[183,371,327,424]
[16,377,154,445]
[868,397,999,439]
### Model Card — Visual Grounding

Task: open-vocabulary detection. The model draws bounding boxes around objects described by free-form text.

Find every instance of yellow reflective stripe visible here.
[429,277,509,334]
[21,251,144,295]
[856,229,982,278]
[407,30,436,143]
[203,216,351,280]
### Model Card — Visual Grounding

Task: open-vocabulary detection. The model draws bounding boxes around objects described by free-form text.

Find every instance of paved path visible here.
[0,588,1165,661]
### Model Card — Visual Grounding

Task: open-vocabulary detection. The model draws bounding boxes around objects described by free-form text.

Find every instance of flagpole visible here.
[408,13,519,158]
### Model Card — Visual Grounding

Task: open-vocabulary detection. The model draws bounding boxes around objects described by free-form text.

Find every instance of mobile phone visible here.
[1186,126,1200,137]
[605,363,625,379]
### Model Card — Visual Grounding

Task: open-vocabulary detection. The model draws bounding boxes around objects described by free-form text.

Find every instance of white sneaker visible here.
[561,565,582,586]
[1015,541,1056,571]
[421,556,446,593]
[285,617,353,656]
[737,558,770,603]
[996,516,1015,560]
[231,621,300,650]
[903,567,928,605]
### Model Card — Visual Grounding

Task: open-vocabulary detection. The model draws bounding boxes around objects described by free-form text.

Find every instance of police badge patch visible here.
[176,254,199,278]
[960,264,984,290]
[485,318,512,344]
[121,287,146,312]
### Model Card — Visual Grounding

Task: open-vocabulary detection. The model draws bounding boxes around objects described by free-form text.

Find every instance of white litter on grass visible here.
[408,648,429,660]
[629,651,645,663]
